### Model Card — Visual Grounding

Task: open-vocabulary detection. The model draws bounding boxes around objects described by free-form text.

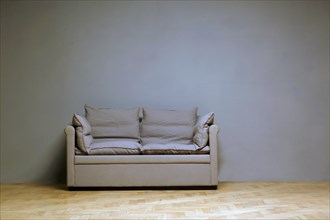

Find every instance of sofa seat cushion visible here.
[141,143,210,155]
[75,155,210,164]
[89,139,141,155]
[141,108,197,145]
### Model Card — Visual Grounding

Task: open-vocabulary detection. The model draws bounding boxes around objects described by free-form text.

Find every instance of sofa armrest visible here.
[65,125,75,186]
[209,124,219,185]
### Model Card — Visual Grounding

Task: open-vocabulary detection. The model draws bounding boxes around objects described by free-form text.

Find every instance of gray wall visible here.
[1,0,329,183]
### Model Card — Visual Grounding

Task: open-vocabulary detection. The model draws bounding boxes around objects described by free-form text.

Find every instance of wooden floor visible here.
[1,182,329,219]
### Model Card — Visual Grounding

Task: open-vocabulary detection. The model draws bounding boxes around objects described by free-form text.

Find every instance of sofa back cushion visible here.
[85,105,140,139]
[141,108,197,145]
[72,114,93,153]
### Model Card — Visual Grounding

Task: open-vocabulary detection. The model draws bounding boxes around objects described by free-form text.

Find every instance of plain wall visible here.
[1,0,329,183]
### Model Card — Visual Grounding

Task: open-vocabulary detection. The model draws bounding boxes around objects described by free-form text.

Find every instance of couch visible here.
[65,106,219,189]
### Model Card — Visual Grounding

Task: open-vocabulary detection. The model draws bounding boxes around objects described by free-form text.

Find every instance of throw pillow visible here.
[193,112,214,149]
[72,114,93,153]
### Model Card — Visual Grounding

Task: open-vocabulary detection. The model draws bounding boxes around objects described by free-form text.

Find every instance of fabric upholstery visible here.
[141,143,209,155]
[209,124,219,185]
[141,108,197,145]
[74,164,211,186]
[65,122,220,187]
[93,138,141,142]
[193,112,214,149]
[75,147,87,155]
[89,139,141,155]
[75,155,210,164]
[85,105,140,139]
[72,114,93,153]
[65,125,75,186]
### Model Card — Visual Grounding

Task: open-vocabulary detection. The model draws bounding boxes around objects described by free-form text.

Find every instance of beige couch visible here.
[65,106,219,189]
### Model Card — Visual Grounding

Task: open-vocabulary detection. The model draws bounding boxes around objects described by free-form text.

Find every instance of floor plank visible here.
[1,182,329,219]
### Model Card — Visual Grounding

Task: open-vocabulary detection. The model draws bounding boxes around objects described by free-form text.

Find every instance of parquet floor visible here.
[1,182,329,219]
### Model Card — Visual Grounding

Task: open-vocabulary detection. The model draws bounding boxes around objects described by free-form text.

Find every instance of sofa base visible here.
[68,185,217,191]
[66,124,219,190]
[73,164,212,187]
